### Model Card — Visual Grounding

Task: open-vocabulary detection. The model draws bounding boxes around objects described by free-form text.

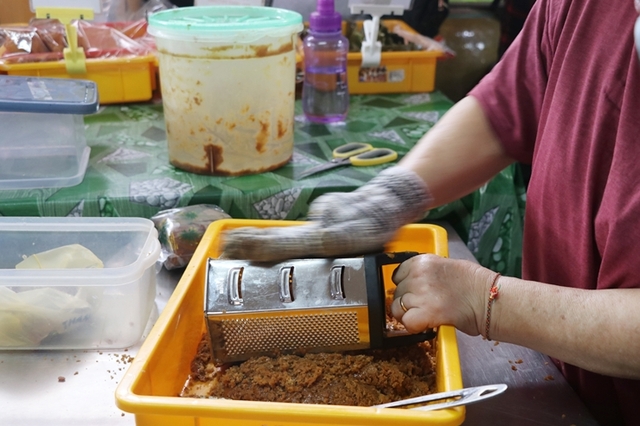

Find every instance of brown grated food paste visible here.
[181,334,437,406]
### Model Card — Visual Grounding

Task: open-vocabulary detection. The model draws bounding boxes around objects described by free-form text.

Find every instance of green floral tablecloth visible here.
[0,92,525,277]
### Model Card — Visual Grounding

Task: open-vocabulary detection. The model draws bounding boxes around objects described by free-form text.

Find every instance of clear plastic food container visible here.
[0,217,160,350]
[0,75,98,190]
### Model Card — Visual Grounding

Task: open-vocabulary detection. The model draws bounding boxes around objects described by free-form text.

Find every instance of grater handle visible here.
[364,251,438,350]
[373,251,419,267]
[227,267,244,306]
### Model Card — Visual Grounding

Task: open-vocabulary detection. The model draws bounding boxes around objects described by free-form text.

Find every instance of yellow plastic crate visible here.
[0,54,157,104]
[116,219,465,426]
[346,20,443,94]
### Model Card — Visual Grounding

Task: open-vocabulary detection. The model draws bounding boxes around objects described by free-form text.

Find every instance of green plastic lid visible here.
[148,6,303,42]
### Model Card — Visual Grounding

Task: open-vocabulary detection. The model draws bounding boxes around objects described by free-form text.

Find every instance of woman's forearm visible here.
[490,275,640,379]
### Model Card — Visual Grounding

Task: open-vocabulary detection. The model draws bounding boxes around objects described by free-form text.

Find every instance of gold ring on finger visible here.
[399,294,409,313]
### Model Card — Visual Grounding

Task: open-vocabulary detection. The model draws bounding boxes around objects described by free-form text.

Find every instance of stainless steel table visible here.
[0,223,598,425]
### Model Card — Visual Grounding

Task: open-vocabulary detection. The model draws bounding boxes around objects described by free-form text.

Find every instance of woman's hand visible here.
[222,167,432,262]
[390,254,497,337]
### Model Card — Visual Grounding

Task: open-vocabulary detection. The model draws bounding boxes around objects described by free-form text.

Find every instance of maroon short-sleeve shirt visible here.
[470,0,640,424]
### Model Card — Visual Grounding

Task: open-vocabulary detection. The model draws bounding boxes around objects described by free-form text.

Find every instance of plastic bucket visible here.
[148,6,303,176]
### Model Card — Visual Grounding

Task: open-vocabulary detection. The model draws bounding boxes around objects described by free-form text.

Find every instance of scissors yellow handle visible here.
[299,142,399,179]
[349,148,398,166]
[332,142,374,158]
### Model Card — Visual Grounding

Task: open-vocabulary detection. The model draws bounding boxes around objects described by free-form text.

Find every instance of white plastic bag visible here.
[0,287,92,347]
[15,244,104,270]
[0,244,104,347]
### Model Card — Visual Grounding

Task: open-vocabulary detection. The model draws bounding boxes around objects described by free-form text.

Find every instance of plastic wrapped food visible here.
[152,205,231,270]
[0,18,155,65]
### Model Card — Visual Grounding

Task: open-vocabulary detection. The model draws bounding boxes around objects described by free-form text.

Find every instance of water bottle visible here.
[301,0,349,123]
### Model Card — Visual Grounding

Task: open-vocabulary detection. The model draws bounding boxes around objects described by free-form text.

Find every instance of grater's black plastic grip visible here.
[364,251,439,350]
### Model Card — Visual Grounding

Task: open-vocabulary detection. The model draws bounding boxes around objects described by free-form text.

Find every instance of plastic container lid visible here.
[0,76,99,115]
[147,6,303,43]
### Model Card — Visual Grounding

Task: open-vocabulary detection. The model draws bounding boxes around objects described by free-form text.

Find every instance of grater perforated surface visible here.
[222,312,360,356]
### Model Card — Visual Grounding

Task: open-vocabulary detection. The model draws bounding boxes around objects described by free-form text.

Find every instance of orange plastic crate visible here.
[116,219,465,426]
[346,20,443,94]
[0,54,157,104]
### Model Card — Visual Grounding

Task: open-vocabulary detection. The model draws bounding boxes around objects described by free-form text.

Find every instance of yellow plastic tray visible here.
[116,219,465,426]
[346,20,443,94]
[0,54,157,104]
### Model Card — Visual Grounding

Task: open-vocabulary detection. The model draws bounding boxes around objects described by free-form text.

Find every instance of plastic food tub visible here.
[0,217,160,350]
[116,218,465,426]
[148,6,303,176]
[0,75,98,190]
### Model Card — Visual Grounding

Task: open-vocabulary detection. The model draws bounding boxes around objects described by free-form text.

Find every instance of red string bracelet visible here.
[485,273,502,341]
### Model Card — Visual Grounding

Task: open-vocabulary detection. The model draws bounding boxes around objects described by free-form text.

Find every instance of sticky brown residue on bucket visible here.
[256,120,269,153]
[277,120,288,139]
[205,45,234,54]
[252,42,294,58]
[205,144,223,174]
[170,153,293,177]
[252,45,269,58]
[167,42,294,60]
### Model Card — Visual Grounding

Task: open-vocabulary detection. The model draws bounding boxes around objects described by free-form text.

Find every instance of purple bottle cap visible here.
[309,0,342,33]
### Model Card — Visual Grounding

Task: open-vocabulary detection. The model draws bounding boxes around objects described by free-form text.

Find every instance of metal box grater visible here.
[205,252,436,364]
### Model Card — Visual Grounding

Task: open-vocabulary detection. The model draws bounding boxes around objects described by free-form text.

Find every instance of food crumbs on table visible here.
[511,366,517,371]
[544,375,555,381]
[508,360,513,364]
[58,376,65,382]
[515,359,523,364]
[74,372,78,375]
[493,341,499,346]
[121,413,125,417]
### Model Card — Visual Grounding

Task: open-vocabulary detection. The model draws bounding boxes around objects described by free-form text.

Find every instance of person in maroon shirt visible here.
[223,0,640,424]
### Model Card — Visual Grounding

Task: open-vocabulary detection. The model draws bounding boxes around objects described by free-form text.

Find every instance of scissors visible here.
[299,142,398,179]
